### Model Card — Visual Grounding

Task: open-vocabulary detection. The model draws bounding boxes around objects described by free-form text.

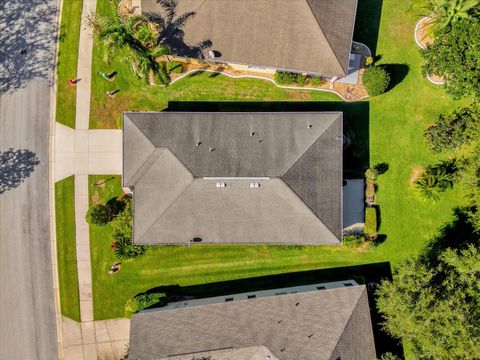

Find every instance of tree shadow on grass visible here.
[166,101,370,179]
[0,148,40,194]
[422,207,480,263]
[384,64,410,92]
[141,261,402,358]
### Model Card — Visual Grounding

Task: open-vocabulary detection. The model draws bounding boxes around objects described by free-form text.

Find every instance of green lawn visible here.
[55,176,80,321]
[56,0,83,128]
[88,0,467,326]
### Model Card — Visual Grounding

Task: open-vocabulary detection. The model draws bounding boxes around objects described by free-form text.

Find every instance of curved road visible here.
[0,0,58,359]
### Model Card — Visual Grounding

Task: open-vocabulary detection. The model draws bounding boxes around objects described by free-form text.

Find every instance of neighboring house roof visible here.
[142,0,359,77]
[123,112,343,245]
[128,285,376,360]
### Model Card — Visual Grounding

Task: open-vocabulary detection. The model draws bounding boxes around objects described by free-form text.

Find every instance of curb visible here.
[48,0,64,358]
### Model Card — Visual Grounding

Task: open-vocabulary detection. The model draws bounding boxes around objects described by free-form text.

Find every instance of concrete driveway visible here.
[0,0,59,359]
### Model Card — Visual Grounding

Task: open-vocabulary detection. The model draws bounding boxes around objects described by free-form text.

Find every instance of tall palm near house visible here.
[414,0,480,32]
[89,13,171,84]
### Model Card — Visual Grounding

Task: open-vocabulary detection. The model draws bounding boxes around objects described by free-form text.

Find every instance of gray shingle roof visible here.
[123,112,343,245]
[128,285,376,360]
[142,0,358,77]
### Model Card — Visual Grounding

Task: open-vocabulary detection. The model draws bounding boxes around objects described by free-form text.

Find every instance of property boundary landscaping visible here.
[169,69,369,103]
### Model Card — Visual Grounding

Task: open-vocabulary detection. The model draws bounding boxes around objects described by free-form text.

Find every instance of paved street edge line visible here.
[49,0,65,358]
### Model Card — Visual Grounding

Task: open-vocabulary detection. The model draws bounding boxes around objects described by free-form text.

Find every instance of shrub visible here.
[363,66,390,96]
[166,61,183,74]
[125,292,166,318]
[274,71,297,85]
[364,56,374,67]
[364,207,377,236]
[110,199,146,259]
[114,237,145,259]
[424,106,479,153]
[343,233,366,248]
[365,167,378,184]
[86,203,114,226]
[310,76,323,87]
[365,183,375,199]
[296,74,307,87]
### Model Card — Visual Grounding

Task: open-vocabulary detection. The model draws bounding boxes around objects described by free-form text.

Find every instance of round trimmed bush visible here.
[363,66,390,96]
[86,204,113,226]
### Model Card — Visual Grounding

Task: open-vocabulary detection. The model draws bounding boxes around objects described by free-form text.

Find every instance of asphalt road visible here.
[0,0,59,359]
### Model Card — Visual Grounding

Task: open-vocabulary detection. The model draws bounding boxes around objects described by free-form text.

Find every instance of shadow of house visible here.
[0,148,40,194]
[140,261,402,358]
[353,0,383,56]
[145,0,212,59]
[167,101,370,178]
[0,0,57,94]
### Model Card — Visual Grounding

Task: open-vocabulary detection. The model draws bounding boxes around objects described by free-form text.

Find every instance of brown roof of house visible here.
[128,285,376,360]
[142,0,358,77]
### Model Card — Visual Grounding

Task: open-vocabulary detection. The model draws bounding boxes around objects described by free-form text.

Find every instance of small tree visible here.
[423,18,480,99]
[412,163,454,202]
[86,204,113,226]
[424,106,479,152]
[363,66,390,96]
[377,242,480,358]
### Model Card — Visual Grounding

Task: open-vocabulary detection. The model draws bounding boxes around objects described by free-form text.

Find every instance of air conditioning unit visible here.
[216,182,227,188]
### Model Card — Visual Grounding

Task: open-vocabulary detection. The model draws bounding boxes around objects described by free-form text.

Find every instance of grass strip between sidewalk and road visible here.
[55,176,81,321]
[56,0,83,128]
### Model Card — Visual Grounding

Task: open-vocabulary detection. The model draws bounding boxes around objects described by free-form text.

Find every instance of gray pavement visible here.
[0,0,59,359]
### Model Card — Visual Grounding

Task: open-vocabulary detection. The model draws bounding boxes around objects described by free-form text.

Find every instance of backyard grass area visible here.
[56,0,83,128]
[55,176,80,321]
[88,0,467,325]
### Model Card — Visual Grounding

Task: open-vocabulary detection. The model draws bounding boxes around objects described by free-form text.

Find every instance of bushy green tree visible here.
[423,18,480,99]
[86,203,114,226]
[377,242,480,358]
[424,106,479,152]
[363,66,390,96]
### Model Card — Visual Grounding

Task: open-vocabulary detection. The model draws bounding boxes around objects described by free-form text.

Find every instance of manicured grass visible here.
[55,176,80,321]
[89,176,369,319]
[88,0,468,330]
[56,0,83,128]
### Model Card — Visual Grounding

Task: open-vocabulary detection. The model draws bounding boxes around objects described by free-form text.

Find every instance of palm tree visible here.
[412,165,454,202]
[146,0,212,58]
[89,13,171,84]
[414,0,480,33]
